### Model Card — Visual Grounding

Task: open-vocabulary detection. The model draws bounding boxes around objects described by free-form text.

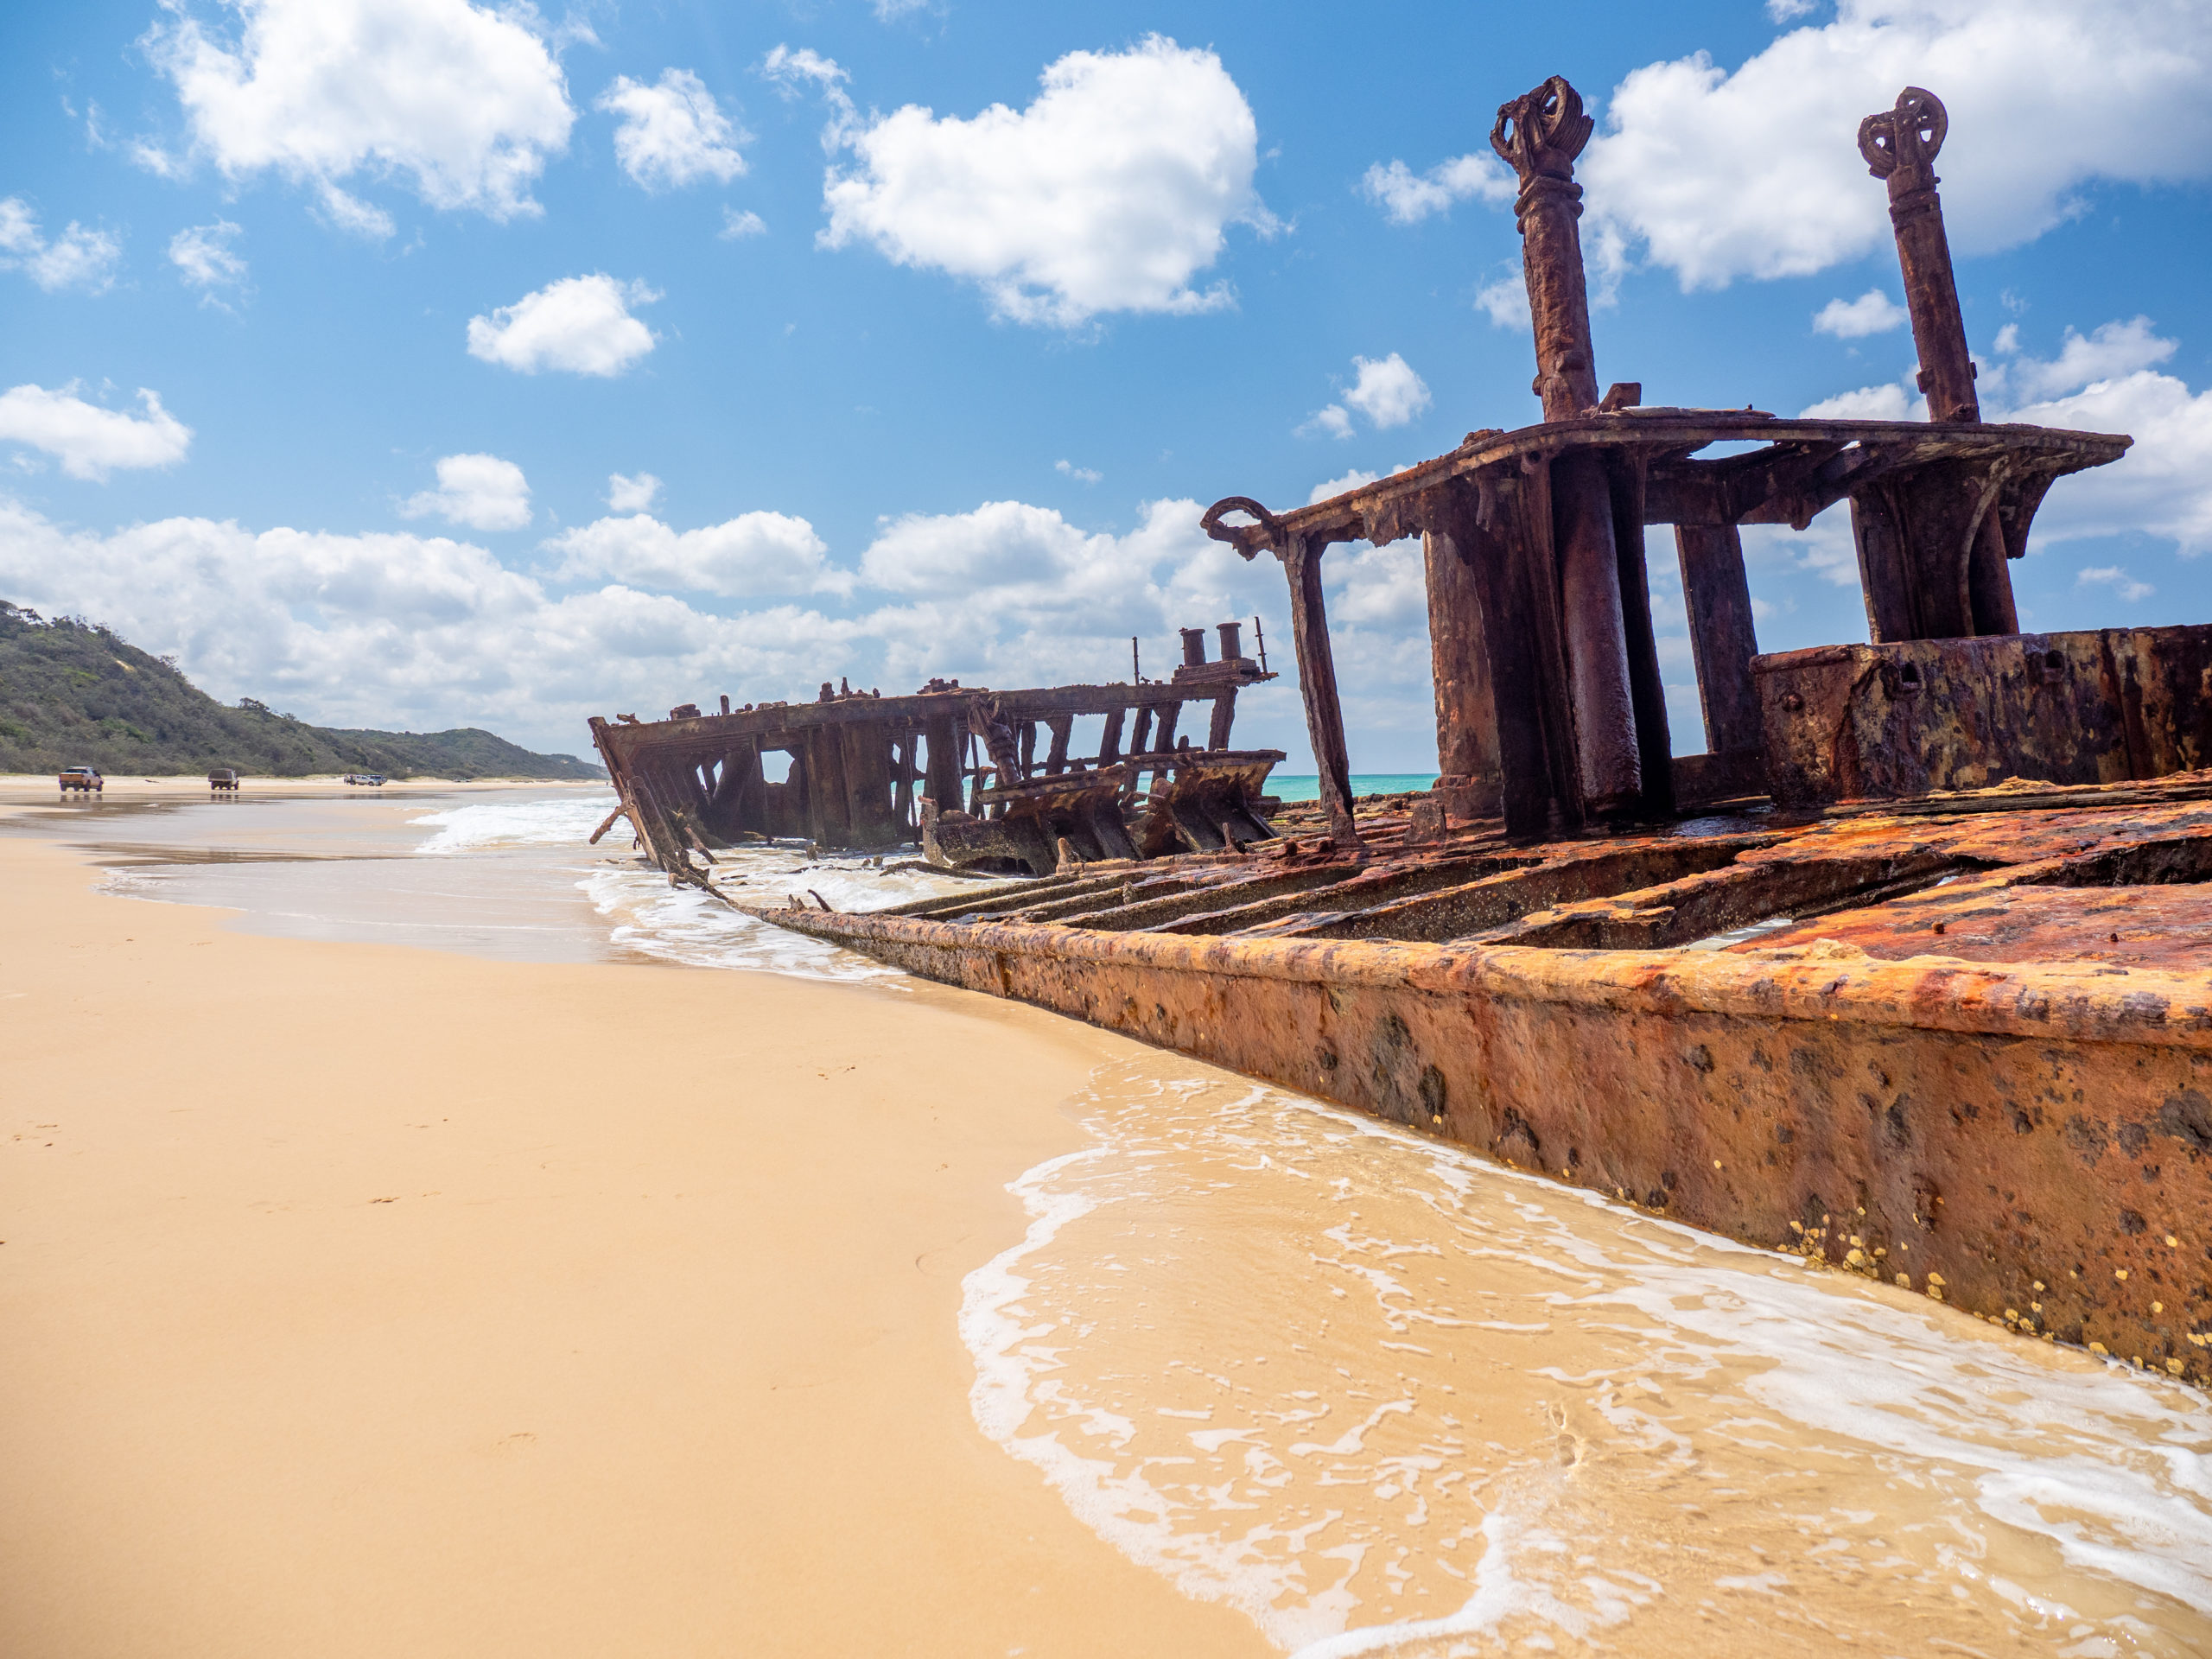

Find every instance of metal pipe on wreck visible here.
[1859,87,1978,424]
[1858,85,2018,635]
[1492,75,1642,813]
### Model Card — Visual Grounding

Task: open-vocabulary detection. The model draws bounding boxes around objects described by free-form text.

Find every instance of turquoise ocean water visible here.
[1268,773,1435,802]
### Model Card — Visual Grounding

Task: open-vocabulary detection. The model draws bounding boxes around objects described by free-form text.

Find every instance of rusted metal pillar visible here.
[1493,76,1641,814]
[1043,715,1071,775]
[1859,86,2018,639]
[1859,87,1976,425]
[922,715,962,814]
[807,725,850,846]
[1423,524,1501,816]
[1097,708,1126,766]
[1206,688,1237,751]
[1674,524,1763,759]
[1282,531,1360,846]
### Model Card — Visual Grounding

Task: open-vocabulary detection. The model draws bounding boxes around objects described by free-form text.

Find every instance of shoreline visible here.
[0,833,1270,1657]
[0,773,608,796]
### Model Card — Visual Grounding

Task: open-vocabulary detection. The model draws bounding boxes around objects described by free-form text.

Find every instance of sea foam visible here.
[963,1059,2212,1656]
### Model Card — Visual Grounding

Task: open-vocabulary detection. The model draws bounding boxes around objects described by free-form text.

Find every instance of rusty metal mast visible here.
[1491,76,1643,816]
[1853,86,2019,639]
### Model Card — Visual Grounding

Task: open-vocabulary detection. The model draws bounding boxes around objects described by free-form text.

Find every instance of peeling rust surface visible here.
[753,786,2212,1384]
[1759,627,2212,805]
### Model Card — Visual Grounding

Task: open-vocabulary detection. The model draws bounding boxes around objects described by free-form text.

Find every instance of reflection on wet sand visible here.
[968,1060,2212,1656]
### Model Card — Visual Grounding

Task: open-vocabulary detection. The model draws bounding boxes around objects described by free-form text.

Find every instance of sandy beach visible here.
[4,786,2209,1658]
[0,826,1269,1658]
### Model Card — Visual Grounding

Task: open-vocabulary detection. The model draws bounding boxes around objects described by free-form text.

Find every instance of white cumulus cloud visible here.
[1309,468,1380,505]
[598,69,747,192]
[814,35,1268,327]
[1476,276,1531,331]
[1999,361,2212,557]
[1304,354,1430,438]
[720,207,766,239]
[1360,153,1515,225]
[467,275,658,376]
[400,453,531,531]
[0,489,1293,763]
[547,511,845,598]
[607,472,661,512]
[0,385,192,480]
[1343,353,1432,429]
[1813,289,1906,338]
[2001,316,2175,403]
[2077,565,2154,602]
[1799,376,1920,421]
[1055,460,1102,484]
[1581,0,2212,290]
[0,494,866,752]
[1299,404,1355,442]
[0,199,122,293]
[168,219,249,300]
[143,0,575,232]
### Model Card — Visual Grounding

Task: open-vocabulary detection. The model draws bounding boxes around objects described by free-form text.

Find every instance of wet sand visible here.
[0,832,1271,1658]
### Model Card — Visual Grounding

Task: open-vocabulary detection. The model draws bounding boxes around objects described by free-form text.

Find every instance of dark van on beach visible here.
[208,769,240,792]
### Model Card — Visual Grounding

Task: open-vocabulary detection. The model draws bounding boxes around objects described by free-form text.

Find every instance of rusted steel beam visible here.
[1607,456,1676,819]
[1494,76,1642,815]
[1205,687,1238,751]
[1422,515,1503,818]
[1153,700,1183,755]
[1675,524,1764,759]
[807,724,851,844]
[1445,481,1563,836]
[1551,453,1643,811]
[1850,490,1916,644]
[1208,416,2124,565]
[923,715,962,814]
[1283,530,1362,847]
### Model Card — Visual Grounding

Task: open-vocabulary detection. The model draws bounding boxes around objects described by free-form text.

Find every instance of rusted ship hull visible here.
[762,787,2212,1385]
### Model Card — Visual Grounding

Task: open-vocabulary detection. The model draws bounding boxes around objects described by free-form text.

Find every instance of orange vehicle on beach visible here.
[58,766,102,793]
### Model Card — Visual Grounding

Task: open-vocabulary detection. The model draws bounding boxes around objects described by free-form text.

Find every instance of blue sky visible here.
[3,0,2209,768]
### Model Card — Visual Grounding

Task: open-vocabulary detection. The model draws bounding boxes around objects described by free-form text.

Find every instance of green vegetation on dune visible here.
[0,601,602,780]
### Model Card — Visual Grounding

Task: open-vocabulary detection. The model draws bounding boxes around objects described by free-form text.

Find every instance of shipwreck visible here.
[590,627,1281,878]
[607,80,2212,1383]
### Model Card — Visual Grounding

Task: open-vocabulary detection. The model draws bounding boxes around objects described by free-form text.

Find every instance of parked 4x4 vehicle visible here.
[58,766,102,793]
[208,769,240,791]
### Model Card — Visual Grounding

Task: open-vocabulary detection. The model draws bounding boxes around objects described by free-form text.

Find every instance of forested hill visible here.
[0,602,601,779]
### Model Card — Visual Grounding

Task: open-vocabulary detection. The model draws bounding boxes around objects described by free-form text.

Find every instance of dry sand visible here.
[0,773,606,796]
[0,833,1270,1657]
